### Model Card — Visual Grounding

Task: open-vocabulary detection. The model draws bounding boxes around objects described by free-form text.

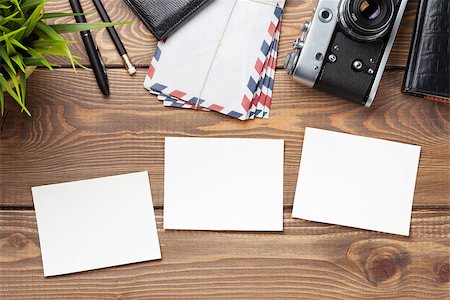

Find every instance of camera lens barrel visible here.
[338,0,394,41]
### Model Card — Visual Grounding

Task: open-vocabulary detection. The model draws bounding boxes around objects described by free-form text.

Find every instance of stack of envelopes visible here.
[144,0,285,120]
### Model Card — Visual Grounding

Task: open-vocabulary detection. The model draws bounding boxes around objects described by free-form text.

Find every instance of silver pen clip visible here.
[96,47,108,84]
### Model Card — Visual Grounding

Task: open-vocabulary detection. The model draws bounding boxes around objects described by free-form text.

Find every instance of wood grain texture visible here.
[43,0,419,69]
[1,68,449,208]
[0,1,449,298]
[0,209,449,299]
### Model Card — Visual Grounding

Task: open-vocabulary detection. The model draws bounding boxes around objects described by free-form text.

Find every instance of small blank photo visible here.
[164,137,284,231]
[32,171,161,276]
[292,128,421,236]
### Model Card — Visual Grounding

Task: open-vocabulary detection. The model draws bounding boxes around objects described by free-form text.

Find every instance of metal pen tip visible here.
[121,53,136,75]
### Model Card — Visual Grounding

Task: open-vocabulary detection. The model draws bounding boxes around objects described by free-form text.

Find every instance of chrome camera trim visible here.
[291,0,339,88]
[365,0,408,107]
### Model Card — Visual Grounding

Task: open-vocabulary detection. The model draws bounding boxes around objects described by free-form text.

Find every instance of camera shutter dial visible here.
[302,21,311,33]
[284,50,301,75]
[285,21,311,75]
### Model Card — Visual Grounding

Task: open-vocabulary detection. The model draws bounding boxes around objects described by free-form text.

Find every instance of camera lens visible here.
[359,0,381,20]
[338,0,394,41]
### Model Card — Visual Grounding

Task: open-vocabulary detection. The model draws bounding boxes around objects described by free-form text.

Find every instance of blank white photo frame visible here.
[164,137,284,231]
[32,171,161,276]
[292,128,421,236]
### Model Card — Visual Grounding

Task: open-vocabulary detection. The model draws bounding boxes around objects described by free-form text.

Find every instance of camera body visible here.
[284,0,408,106]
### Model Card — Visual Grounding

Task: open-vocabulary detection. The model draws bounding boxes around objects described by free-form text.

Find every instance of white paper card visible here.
[199,0,282,113]
[292,128,421,236]
[32,171,161,276]
[164,137,284,231]
[147,0,235,97]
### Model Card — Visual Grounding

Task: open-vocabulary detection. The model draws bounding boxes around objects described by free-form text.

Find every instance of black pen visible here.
[92,0,136,75]
[69,0,109,95]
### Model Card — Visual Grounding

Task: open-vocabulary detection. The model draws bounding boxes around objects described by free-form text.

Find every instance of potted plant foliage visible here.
[0,0,126,115]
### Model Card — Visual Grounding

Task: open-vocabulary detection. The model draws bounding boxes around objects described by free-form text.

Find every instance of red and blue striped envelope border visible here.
[145,4,283,120]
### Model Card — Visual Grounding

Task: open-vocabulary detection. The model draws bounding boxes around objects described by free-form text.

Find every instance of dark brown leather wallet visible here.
[123,0,211,41]
[402,0,450,103]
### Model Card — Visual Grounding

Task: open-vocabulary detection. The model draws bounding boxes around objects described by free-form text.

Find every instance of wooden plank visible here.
[1,68,448,208]
[0,209,448,299]
[43,0,419,69]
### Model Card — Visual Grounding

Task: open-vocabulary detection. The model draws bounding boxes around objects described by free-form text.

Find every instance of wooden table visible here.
[1,0,449,298]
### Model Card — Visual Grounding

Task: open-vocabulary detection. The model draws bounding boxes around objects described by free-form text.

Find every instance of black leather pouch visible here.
[123,0,211,40]
[402,0,450,103]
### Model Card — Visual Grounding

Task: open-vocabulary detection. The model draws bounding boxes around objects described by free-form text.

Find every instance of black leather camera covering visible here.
[316,31,384,106]
[402,0,450,102]
[123,0,211,40]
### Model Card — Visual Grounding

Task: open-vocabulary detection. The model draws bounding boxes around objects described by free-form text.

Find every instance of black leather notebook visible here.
[123,0,211,41]
[402,0,450,103]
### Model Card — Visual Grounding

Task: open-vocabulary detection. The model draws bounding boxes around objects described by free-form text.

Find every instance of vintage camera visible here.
[284,0,408,106]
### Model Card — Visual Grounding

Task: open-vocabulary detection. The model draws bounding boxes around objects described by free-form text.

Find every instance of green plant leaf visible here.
[35,21,77,69]
[11,54,26,73]
[42,12,84,19]
[10,37,28,51]
[26,47,54,70]
[0,74,18,101]
[0,73,30,116]
[0,84,4,115]
[0,73,18,101]
[20,0,47,13]
[33,46,72,56]
[4,35,16,56]
[9,0,23,16]
[50,21,132,34]
[0,25,11,32]
[3,64,21,102]
[0,10,20,26]
[31,39,75,48]
[0,44,15,73]
[19,70,26,109]
[23,57,58,68]
[18,2,45,40]
[0,26,25,42]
